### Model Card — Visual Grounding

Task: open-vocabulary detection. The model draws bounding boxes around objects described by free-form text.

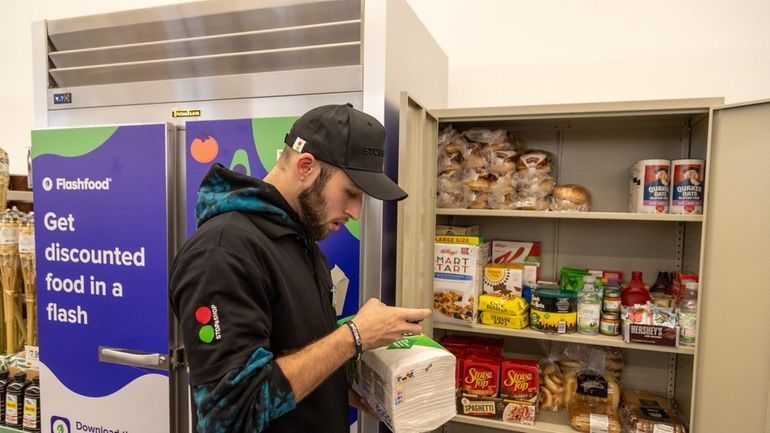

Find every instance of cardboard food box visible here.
[456,394,536,425]
[433,242,490,326]
[623,323,680,347]
[436,225,480,235]
[491,240,541,264]
[483,263,524,296]
[434,234,485,245]
[500,359,538,402]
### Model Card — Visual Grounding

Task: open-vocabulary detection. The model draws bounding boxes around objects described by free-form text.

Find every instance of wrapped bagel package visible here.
[352,334,457,433]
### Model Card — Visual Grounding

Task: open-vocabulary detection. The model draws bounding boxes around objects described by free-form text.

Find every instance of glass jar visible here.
[600,313,621,336]
[603,287,622,313]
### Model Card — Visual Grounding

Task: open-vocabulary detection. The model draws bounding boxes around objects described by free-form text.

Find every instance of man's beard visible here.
[297,170,331,241]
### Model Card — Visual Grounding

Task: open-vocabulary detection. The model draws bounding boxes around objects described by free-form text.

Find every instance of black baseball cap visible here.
[284,103,408,201]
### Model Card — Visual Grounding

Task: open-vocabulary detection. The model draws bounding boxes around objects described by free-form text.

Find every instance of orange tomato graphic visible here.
[191,136,219,163]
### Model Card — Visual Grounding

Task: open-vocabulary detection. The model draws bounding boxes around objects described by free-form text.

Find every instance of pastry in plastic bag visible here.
[436,170,463,208]
[464,190,489,210]
[620,390,687,433]
[461,169,493,192]
[516,149,553,173]
[551,184,592,212]
[569,400,622,433]
[538,361,565,411]
[438,125,468,155]
[488,150,518,175]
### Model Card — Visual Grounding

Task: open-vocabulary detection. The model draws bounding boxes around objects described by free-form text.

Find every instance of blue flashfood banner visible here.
[32,124,171,433]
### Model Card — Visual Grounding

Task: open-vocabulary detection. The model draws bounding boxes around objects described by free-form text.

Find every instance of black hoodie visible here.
[170,164,349,433]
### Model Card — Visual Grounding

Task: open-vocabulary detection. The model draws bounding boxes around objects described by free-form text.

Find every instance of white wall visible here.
[1,0,188,175]
[2,0,769,174]
[406,0,770,108]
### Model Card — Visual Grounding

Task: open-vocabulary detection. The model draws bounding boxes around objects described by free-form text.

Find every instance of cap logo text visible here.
[362,146,384,157]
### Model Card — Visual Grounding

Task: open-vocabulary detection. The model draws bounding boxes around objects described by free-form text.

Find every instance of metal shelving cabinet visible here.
[396,94,770,433]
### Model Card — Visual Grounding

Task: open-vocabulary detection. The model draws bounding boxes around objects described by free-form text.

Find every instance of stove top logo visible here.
[41,176,112,192]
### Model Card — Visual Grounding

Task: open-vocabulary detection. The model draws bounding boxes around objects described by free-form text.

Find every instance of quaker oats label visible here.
[670,159,705,214]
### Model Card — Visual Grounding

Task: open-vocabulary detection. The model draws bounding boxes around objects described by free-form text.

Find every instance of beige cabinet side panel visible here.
[396,93,438,332]
[695,101,770,433]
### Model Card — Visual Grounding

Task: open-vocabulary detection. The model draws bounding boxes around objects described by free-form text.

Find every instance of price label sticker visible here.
[25,345,40,368]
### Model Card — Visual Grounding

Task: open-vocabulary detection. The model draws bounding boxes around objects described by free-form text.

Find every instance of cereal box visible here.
[491,241,541,283]
[433,242,490,326]
[491,240,541,264]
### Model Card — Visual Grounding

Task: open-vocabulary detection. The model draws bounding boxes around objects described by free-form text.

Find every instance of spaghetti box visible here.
[623,322,680,347]
[456,394,536,425]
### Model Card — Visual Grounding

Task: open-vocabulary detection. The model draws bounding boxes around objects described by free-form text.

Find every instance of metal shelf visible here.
[452,410,573,433]
[435,208,703,222]
[434,322,696,355]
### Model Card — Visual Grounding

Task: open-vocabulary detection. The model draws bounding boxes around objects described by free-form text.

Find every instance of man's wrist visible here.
[344,320,363,361]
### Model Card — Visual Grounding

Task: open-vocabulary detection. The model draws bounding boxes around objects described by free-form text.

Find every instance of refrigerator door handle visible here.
[99,346,170,371]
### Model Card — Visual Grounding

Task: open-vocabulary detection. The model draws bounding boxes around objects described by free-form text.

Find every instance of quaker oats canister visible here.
[670,159,705,214]
[628,159,671,214]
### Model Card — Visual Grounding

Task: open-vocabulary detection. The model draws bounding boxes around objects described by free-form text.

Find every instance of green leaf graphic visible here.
[31,127,118,159]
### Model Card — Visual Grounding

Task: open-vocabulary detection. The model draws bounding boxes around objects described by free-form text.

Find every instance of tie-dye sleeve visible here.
[192,347,296,433]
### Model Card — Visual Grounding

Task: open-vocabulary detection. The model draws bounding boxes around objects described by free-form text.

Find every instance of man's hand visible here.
[350,298,430,351]
[348,389,377,418]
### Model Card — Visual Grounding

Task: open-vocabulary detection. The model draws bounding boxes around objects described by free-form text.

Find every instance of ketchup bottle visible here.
[622,271,651,306]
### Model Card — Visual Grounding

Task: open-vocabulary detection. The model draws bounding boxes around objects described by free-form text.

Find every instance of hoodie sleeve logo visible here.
[195,305,222,343]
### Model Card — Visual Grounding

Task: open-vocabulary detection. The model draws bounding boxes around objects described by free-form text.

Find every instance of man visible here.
[653,167,669,187]
[169,103,430,433]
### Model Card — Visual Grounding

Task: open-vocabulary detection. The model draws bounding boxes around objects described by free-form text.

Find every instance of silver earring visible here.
[299,176,305,182]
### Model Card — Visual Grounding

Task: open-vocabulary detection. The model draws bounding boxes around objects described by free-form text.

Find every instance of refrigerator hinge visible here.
[170,347,186,371]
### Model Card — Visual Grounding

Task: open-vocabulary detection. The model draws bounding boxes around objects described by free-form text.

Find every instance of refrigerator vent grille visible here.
[45,0,362,88]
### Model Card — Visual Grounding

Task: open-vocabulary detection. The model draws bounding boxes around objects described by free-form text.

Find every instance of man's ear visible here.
[295,153,316,179]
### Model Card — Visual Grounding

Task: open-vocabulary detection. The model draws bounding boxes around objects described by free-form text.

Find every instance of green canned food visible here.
[530,288,577,334]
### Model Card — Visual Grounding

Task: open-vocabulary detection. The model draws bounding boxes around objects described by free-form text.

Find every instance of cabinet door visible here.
[396,92,438,332]
[695,100,770,432]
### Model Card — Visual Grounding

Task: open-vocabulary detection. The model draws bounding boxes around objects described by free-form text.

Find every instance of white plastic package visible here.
[352,334,457,433]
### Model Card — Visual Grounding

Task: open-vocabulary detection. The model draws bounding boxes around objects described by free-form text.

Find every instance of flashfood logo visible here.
[195,304,222,343]
[41,176,112,191]
[51,415,71,433]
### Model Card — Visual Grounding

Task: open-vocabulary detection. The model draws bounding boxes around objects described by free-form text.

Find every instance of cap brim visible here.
[343,168,408,201]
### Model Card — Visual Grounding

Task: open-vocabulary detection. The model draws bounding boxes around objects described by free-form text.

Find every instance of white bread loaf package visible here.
[352,334,457,433]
